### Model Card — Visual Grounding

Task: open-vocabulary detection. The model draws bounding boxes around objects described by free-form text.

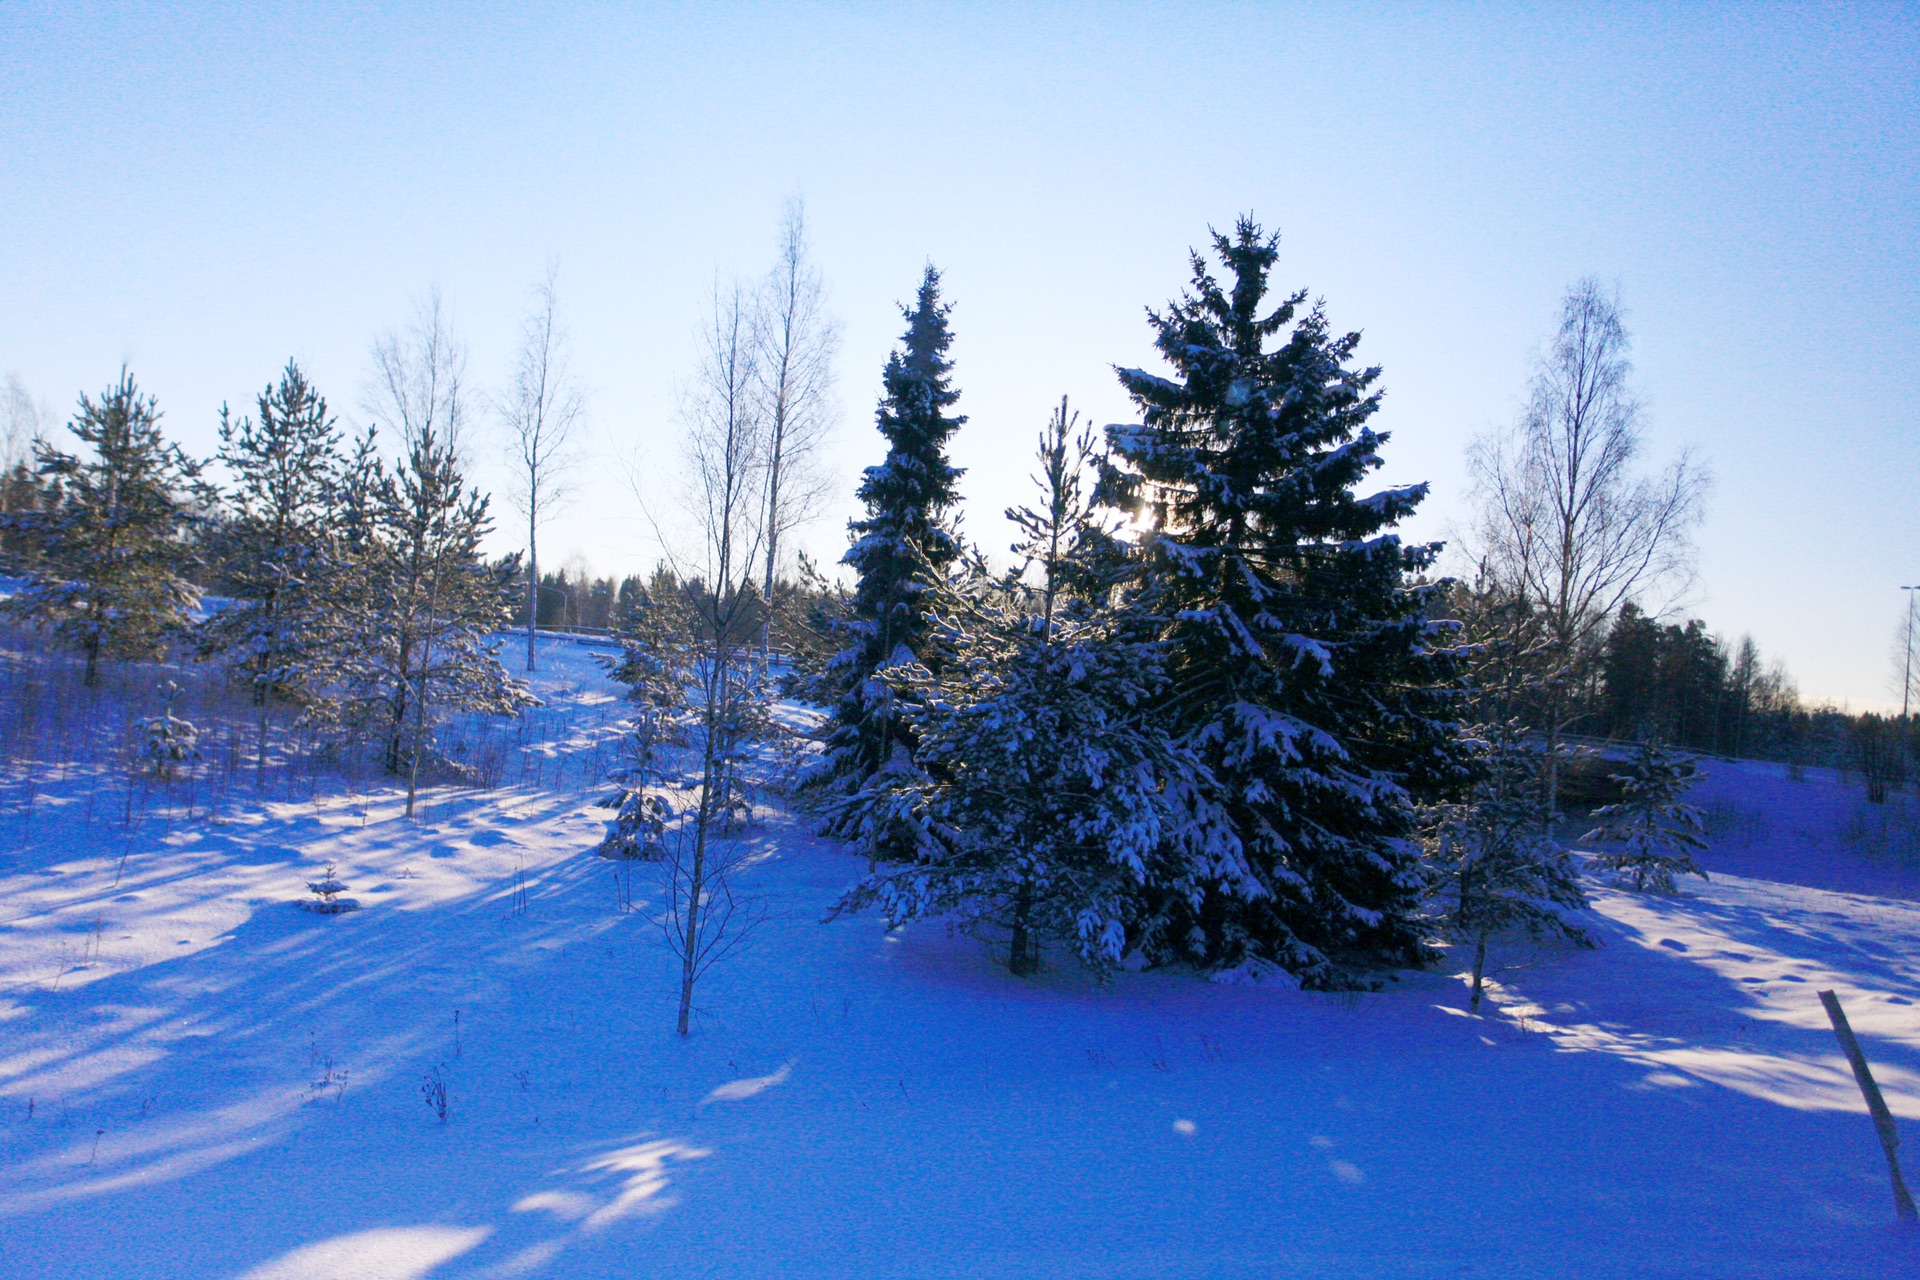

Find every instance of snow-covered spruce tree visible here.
[197,362,344,718]
[336,423,533,811]
[134,679,201,781]
[0,461,61,574]
[1096,218,1466,986]
[603,580,696,786]
[597,580,696,859]
[4,370,208,686]
[809,266,966,844]
[1584,738,1708,893]
[1427,722,1590,1012]
[832,399,1239,975]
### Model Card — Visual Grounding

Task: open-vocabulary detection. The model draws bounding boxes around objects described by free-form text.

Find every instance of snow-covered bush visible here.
[598,585,695,781]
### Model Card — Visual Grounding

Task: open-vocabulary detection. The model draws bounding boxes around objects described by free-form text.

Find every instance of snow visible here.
[2,639,1917,1277]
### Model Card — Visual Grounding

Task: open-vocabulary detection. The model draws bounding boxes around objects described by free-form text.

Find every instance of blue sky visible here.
[2,2,1915,705]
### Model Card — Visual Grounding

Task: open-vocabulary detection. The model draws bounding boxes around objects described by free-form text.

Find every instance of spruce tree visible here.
[1585,739,1709,892]
[831,401,1238,975]
[198,362,343,711]
[6,371,207,685]
[0,460,59,573]
[1428,722,1590,1012]
[597,579,696,859]
[1098,218,1465,985]
[811,266,966,829]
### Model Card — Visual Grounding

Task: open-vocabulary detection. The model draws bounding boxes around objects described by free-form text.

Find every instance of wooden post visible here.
[1819,989,1918,1220]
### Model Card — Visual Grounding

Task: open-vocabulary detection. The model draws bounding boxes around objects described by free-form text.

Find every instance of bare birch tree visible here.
[1894,590,1920,723]
[753,198,840,651]
[1466,278,1709,819]
[2,374,45,475]
[652,279,770,1036]
[500,266,586,671]
[359,294,529,815]
[368,288,470,462]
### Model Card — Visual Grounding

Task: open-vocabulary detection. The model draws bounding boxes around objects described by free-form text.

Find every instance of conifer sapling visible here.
[1584,739,1709,893]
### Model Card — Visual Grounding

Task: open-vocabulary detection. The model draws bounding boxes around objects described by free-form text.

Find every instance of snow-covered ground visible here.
[2,638,1916,1278]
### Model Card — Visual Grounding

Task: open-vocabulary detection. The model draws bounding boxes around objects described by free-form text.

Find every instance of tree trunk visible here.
[761,435,781,665]
[677,664,724,1037]
[525,520,538,673]
[1008,882,1037,976]
[256,684,270,790]
[1469,933,1489,1013]
[406,614,436,819]
[385,634,413,775]
[1543,676,1568,839]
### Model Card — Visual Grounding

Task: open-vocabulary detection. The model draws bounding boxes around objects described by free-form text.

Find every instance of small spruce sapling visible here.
[1584,739,1709,893]
[599,789,670,860]
[598,584,693,860]
[302,861,358,915]
[1428,724,1591,1013]
[134,681,200,781]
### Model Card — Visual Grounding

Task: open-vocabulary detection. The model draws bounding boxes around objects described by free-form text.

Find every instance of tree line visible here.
[0,345,531,819]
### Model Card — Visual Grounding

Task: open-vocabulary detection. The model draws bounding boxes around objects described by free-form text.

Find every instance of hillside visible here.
[1,637,1916,1279]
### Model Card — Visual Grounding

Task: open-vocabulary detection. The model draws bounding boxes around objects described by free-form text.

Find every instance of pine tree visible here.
[811,266,966,830]
[831,401,1239,975]
[1428,723,1590,1012]
[334,423,533,809]
[5,371,207,685]
[1585,739,1709,892]
[197,362,344,714]
[1097,218,1465,985]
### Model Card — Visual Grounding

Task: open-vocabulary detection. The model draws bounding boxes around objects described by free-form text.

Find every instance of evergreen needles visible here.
[1585,739,1710,894]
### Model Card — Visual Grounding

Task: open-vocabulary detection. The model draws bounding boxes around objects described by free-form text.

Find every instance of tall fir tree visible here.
[5,370,207,685]
[198,361,344,711]
[810,266,966,833]
[1098,218,1466,985]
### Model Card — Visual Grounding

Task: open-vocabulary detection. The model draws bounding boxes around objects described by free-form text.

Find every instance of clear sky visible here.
[2,2,1915,706]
